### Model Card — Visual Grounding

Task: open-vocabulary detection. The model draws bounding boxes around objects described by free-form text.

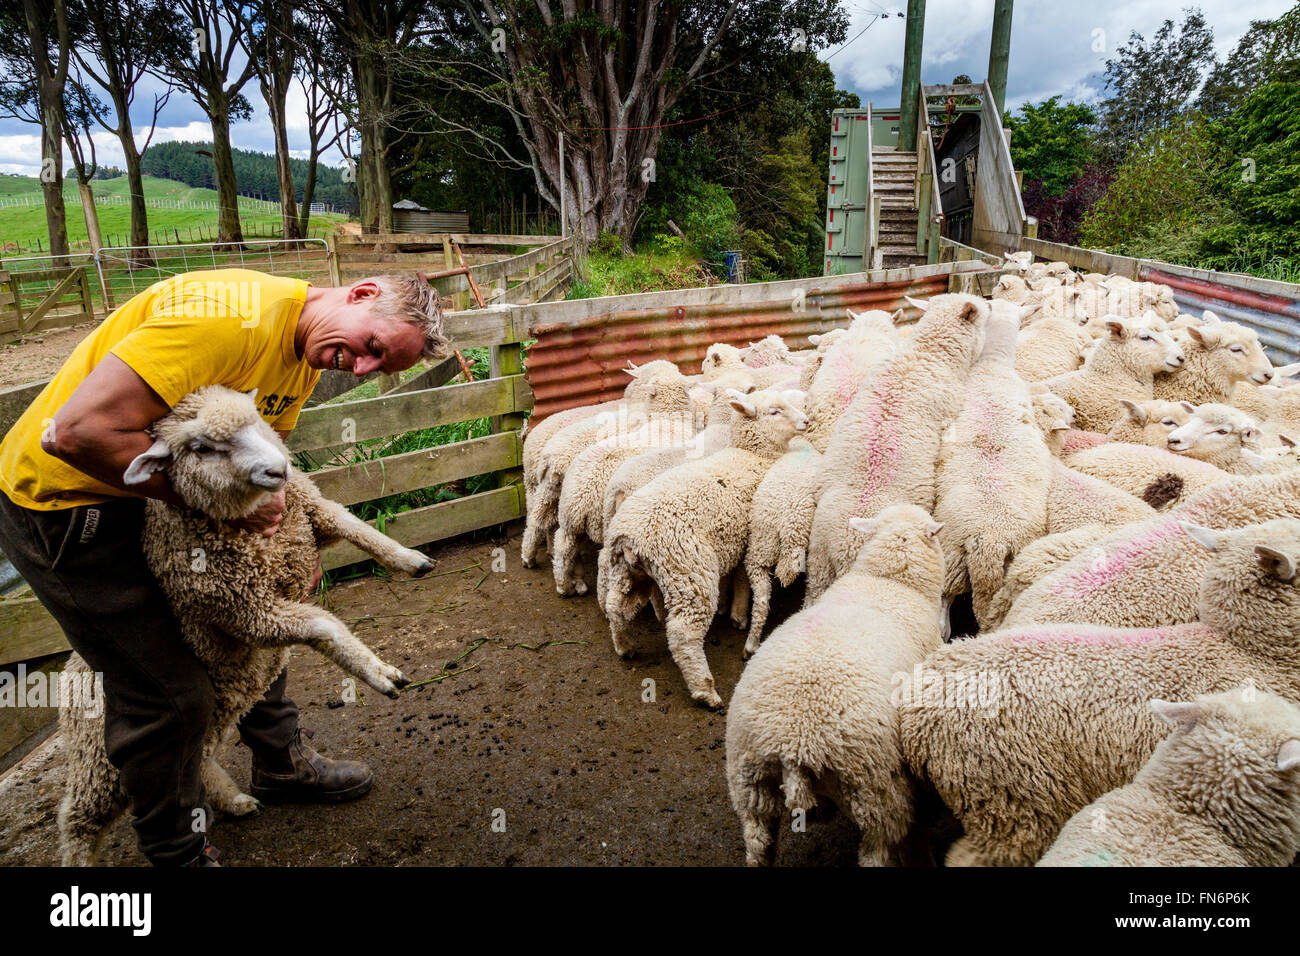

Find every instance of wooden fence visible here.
[0,265,96,335]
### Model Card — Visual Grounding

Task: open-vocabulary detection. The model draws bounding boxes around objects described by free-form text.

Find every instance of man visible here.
[0,268,448,866]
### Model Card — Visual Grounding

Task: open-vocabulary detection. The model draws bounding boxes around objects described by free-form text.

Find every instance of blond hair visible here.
[369,275,450,360]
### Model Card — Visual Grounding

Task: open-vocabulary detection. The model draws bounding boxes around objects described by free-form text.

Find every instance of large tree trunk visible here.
[353,59,393,235]
[121,138,150,249]
[76,180,104,254]
[297,143,320,238]
[37,92,70,260]
[267,86,303,242]
[208,100,245,247]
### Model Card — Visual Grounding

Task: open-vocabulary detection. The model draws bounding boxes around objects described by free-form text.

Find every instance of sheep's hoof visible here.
[226,793,262,818]
[692,690,724,710]
[573,580,588,596]
[731,614,748,630]
[521,556,536,569]
[413,560,434,578]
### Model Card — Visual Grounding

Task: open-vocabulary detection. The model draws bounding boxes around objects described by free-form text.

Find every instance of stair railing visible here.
[865,103,881,270]
[914,85,945,264]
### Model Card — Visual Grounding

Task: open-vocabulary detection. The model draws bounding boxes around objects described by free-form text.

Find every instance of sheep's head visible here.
[622,359,691,414]
[847,503,945,595]
[1103,315,1184,373]
[909,293,989,368]
[1166,403,1261,461]
[1001,250,1032,274]
[700,342,745,380]
[1145,690,1300,786]
[1244,436,1300,475]
[1185,320,1274,387]
[726,387,808,453]
[1183,519,1300,643]
[1111,398,1195,446]
[124,386,290,522]
[741,334,793,369]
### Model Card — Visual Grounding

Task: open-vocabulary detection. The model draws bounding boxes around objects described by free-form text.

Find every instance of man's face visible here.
[306,282,426,376]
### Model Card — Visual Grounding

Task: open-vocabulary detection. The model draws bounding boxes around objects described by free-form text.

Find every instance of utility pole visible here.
[988,0,1014,118]
[897,0,927,151]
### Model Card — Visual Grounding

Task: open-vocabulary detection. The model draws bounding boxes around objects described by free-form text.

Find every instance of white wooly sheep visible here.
[1231,364,1300,420]
[1165,403,1262,474]
[1260,383,1300,448]
[798,329,848,391]
[934,303,1051,623]
[602,389,810,708]
[1244,437,1300,474]
[802,308,901,452]
[902,518,1300,866]
[521,360,692,568]
[991,273,1031,303]
[1014,313,1091,382]
[1000,463,1300,631]
[1103,279,1178,322]
[1041,315,1185,432]
[1105,398,1196,446]
[1027,388,1075,458]
[805,294,989,602]
[1039,690,1300,867]
[58,387,430,866]
[726,505,946,866]
[1152,316,1274,404]
[1064,441,1233,511]
[701,342,746,380]
[1046,458,1159,531]
[741,334,796,369]
[1001,250,1033,274]
[742,437,823,654]
[552,413,695,596]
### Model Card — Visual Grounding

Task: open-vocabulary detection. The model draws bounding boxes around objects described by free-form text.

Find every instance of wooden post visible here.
[326,234,343,288]
[489,316,526,492]
[898,0,927,151]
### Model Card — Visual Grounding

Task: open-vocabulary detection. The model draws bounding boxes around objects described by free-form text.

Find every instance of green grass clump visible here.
[566,235,713,299]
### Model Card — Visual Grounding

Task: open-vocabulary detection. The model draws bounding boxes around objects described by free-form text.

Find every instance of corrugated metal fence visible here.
[522,259,997,421]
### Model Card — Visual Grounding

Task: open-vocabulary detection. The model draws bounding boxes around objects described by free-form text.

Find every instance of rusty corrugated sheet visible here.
[1143,267,1300,365]
[524,273,955,421]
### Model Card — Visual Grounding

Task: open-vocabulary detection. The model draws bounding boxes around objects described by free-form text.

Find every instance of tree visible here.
[292,16,350,237]
[1,0,74,259]
[71,0,184,260]
[61,71,108,252]
[1098,8,1216,163]
[413,0,848,247]
[163,0,259,245]
[1007,97,1098,197]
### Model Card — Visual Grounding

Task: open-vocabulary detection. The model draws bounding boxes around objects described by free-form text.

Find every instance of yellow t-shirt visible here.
[0,268,321,511]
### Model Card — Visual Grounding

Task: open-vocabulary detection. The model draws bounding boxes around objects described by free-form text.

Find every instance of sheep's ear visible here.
[1186,325,1206,345]
[123,439,173,486]
[1181,523,1221,551]
[1104,318,1127,339]
[728,397,758,418]
[1243,449,1269,471]
[808,334,822,345]
[695,381,719,395]
[646,383,658,398]
[1274,362,1300,378]
[845,308,860,322]
[623,362,640,377]
[1150,698,1202,728]
[1178,400,1196,413]
[1118,399,1147,424]
[1278,740,1300,772]
[904,295,929,312]
[1255,545,1298,582]
[1281,434,1297,449]
[998,275,1014,288]
[1202,309,1222,324]
[1051,418,1071,432]
[1018,303,1042,324]
[848,516,881,536]
[890,308,905,324]
[926,521,944,538]
[246,387,259,404]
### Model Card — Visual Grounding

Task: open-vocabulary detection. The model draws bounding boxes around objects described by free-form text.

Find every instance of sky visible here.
[0,0,1295,180]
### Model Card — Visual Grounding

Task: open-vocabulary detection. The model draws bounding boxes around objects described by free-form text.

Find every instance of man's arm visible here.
[42,353,185,507]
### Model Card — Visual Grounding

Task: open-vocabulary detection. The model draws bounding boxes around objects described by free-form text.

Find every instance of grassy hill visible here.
[0,173,351,252]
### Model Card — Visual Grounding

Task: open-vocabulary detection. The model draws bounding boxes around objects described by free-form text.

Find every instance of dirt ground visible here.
[0,323,96,390]
[0,522,874,867]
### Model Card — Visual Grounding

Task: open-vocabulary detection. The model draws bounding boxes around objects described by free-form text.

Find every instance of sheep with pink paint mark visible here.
[802,308,901,452]
[1002,466,1300,631]
[901,517,1300,866]
[804,294,989,603]
[934,301,1052,624]
[1014,312,1091,382]
[1065,440,1234,510]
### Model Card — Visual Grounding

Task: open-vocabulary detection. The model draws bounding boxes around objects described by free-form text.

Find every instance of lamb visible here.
[1151,317,1273,404]
[552,414,695,596]
[726,505,947,866]
[1001,250,1033,274]
[991,273,1030,302]
[1260,383,1300,448]
[1065,440,1234,509]
[1244,437,1300,474]
[521,360,692,568]
[1231,363,1300,419]
[805,294,989,602]
[934,303,1051,623]
[901,518,1300,866]
[798,330,848,391]
[701,343,746,380]
[1000,465,1300,631]
[1038,690,1300,867]
[58,386,431,866]
[1028,389,1075,458]
[1105,398,1195,446]
[742,437,823,654]
[1165,402,1262,474]
[603,388,810,708]
[1041,315,1184,432]
[741,334,796,369]
[802,308,901,452]
[1014,314,1090,382]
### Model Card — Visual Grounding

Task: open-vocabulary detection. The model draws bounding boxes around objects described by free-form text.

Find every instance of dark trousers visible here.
[0,492,299,865]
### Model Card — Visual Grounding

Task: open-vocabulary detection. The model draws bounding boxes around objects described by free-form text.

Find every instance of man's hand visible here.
[229,489,286,537]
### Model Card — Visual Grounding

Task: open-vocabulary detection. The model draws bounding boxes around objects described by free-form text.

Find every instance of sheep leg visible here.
[665,611,721,709]
[551,524,587,597]
[521,482,559,568]
[222,599,409,698]
[967,536,1011,626]
[649,583,666,622]
[57,734,127,867]
[307,498,433,578]
[743,558,771,658]
[728,566,750,630]
[202,757,261,818]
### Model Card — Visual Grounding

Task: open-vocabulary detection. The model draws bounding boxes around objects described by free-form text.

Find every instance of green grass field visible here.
[0,173,350,251]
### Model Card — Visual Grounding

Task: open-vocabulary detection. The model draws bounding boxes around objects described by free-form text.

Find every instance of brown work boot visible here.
[249,728,374,804]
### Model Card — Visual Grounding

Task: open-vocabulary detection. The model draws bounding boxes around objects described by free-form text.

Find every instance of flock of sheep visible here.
[519,251,1300,867]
